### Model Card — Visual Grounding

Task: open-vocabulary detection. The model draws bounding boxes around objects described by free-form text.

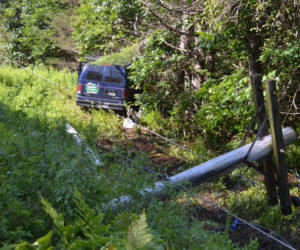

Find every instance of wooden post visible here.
[265,79,292,215]
[250,73,278,205]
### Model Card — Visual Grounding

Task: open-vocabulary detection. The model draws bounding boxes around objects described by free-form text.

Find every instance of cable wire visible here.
[137,124,209,161]
[146,168,296,250]
[176,181,296,250]
[0,53,96,105]
[0,53,66,90]
[115,111,209,161]
[238,105,262,147]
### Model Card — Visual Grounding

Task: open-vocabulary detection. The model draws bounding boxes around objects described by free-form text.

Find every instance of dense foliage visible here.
[72,0,299,143]
[0,0,299,248]
[1,1,298,140]
[1,0,78,67]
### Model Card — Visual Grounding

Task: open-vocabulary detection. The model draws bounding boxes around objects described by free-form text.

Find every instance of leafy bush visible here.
[2,0,63,63]
[194,69,253,144]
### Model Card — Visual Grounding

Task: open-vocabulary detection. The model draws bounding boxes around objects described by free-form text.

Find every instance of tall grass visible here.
[0,65,122,137]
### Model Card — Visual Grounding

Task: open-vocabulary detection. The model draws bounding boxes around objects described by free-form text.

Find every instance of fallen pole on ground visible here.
[65,123,103,166]
[110,127,297,208]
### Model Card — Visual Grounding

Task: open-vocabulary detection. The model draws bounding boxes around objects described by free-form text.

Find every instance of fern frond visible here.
[126,210,153,250]
[40,196,64,231]
[40,196,72,245]
[74,189,97,237]
[73,189,110,244]
[32,230,53,249]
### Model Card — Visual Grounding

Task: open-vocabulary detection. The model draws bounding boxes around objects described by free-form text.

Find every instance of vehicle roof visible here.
[78,63,126,84]
[86,63,125,68]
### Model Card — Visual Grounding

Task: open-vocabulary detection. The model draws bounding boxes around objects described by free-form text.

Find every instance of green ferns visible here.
[15,192,158,249]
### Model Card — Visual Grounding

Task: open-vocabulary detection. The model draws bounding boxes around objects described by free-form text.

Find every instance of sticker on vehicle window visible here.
[85,82,99,94]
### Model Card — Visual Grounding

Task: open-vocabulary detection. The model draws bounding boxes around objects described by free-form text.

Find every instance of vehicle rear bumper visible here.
[76,96,125,111]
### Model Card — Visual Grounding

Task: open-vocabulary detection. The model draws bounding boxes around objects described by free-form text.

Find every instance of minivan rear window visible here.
[86,70,103,81]
[104,67,122,84]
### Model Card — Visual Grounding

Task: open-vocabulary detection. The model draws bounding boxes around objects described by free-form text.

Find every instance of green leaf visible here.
[14,242,35,250]
[32,231,53,250]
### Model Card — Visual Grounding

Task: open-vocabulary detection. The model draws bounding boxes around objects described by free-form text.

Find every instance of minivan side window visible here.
[104,67,122,84]
[86,69,103,81]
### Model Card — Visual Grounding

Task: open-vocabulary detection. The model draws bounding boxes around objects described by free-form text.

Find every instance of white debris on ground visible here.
[123,118,137,129]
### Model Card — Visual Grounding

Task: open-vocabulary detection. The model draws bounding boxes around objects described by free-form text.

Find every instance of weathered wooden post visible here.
[250,73,278,205]
[265,79,292,215]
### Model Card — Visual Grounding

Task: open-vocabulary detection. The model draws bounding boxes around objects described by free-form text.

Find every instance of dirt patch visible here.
[97,127,187,170]
[132,136,157,152]
[97,138,112,147]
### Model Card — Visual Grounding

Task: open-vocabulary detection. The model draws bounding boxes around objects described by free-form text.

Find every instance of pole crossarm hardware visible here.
[65,123,103,166]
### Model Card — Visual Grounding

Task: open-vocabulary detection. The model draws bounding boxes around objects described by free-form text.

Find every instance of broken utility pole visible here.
[110,127,297,208]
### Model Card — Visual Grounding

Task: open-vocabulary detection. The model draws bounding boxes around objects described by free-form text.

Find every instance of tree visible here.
[2,0,79,66]
[72,0,147,55]
[204,0,300,124]
[3,0,62,63]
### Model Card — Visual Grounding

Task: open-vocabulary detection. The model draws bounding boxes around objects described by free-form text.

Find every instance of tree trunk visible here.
[179,8,190,88]
[247,20,263,74]
[191,22,202,91]
[191,62,201,90]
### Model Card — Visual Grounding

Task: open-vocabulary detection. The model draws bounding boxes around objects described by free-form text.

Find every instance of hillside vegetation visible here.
[0,65,263,249]
[0,0,299,249]
[1,0,298,141]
